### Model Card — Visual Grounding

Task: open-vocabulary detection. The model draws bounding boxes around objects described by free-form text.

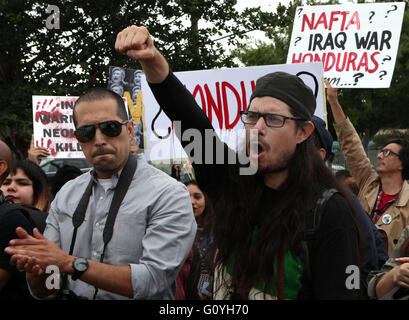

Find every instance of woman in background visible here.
[176,180,214,300]
[1,160,50,212]
[0,160,50,299]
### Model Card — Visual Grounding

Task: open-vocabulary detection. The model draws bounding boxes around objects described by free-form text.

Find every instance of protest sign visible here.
[140,62,324,162]
[287,2,405,88]
[32,96,128,159]
[32,96,81,158]
[108,66,145,149]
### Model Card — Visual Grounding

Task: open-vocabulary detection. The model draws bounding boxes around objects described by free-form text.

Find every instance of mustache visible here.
[92,146,115,157]
[248,136,268,151]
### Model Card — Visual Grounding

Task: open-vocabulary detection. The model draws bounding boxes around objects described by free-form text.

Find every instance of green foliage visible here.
[0,0,270,158]
[231,1,302,66]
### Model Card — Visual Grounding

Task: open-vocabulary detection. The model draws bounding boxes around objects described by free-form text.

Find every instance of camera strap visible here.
[59,153,137,299]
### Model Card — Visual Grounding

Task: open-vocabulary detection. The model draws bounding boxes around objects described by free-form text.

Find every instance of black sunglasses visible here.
[74,120,129,143]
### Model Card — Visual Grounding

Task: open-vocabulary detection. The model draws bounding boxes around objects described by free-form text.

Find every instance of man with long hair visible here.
[326,80,409,255]
[115,26,361,299]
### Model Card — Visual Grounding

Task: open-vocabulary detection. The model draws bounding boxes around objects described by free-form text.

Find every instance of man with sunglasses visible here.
[5,88,196,299]
[326,80,409,255]
[115,26,361,299]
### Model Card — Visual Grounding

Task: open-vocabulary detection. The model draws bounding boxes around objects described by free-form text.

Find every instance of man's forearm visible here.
[325,80,347,124]
[61,257,134,298]
[139,49,169,84]
[328,98,347,124]
[28,258,134,299]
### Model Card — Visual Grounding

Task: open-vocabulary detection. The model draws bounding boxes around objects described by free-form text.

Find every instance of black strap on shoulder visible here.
[300,188,339,298]
[68,178,94,256]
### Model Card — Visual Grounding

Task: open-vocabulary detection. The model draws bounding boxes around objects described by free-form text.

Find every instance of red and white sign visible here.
[287,2,405,88]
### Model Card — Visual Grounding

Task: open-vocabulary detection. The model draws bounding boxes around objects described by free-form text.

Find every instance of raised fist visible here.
[115,25,156,61]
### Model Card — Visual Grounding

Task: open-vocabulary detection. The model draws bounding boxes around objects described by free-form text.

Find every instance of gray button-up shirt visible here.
[30,154,196,299]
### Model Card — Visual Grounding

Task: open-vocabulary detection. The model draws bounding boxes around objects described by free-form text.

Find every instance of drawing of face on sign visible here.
[133,119,144,148]
[111,67,125,84]
[133,70,143,89]
[110,83,124,97]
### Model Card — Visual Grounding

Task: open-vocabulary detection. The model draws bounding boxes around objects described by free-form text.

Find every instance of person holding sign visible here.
[27,135,50,165]
[5,88,196,300]
[326,80,409,255]
[115,25,362,299]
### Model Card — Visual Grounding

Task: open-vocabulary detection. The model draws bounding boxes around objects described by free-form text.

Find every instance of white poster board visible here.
[141,62,324,162]
[32,96,81,158]
[32,96,128,159]
[287,2,405,88]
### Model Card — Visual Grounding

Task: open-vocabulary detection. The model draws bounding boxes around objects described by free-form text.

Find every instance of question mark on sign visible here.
[379,70,387,80]
[369,11,375,23]
[353,73,364,86]
[297,7,303,17]
[295,37,301,46]
[385,4,398,18]
[382,55,391,64]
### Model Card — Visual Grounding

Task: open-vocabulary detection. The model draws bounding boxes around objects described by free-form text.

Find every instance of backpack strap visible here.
[301,188,339,296]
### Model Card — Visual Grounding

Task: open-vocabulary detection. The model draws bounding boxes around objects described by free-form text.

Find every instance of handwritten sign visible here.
[287,2,405,88]
[32,96,128,159]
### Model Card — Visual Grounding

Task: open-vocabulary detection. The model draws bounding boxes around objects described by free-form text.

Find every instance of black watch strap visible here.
[71,257,89,281]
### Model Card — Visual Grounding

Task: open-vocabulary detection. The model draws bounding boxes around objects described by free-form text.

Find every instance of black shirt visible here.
[0,207,36,299]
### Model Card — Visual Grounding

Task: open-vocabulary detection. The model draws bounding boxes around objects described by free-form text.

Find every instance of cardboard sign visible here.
[141,62,324,161]
[287,2,405,88]
[32,96,128,159]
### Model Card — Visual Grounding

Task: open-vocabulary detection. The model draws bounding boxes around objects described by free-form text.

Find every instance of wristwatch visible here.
[71,257,89,280]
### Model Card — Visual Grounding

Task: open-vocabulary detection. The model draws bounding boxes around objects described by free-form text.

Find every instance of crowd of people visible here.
[0,25,408,300]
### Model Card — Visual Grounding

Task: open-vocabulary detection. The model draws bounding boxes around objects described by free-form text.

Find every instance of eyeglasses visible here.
[240,110,304,128]
[379,148,399,158]
[74,120,129,143]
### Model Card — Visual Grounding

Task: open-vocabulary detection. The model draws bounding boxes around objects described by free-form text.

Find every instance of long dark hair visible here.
[208,122,360,298]
[10,160,51,212]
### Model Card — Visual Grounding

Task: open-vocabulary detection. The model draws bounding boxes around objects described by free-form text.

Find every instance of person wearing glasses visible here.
[326,80,409,255]
[5,88,196,299]
[114,26,362,299]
